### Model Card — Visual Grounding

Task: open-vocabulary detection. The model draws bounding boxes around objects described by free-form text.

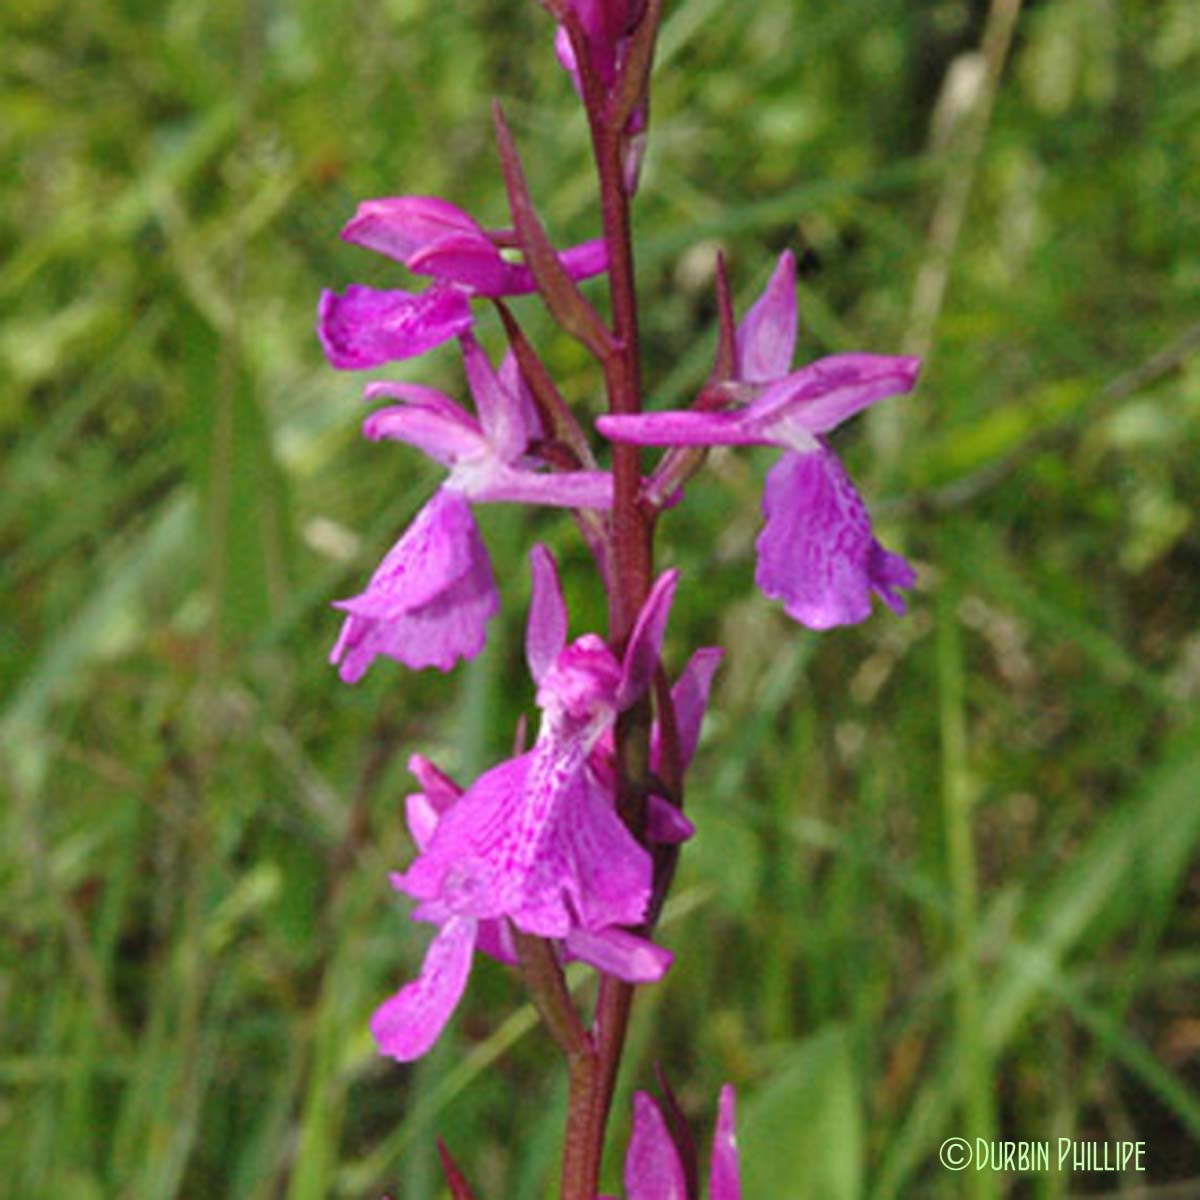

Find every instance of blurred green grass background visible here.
[3,0,1199,1196]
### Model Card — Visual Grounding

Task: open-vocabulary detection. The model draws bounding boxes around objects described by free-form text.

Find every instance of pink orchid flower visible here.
[331,335,612,680]
[371,545,681,1062]
[598,251,920,629]
[318,196,607,368]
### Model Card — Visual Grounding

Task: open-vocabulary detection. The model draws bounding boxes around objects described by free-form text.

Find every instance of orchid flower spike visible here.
[318,195,607,368]
[331,335,613,681]
[599,1085,741,1200]
[598,251,920,629]
[370,547,679,1062]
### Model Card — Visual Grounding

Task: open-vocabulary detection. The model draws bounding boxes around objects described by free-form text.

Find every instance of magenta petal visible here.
[755,448,913,629]
[334,489,477,617]
[497,350,543,445]
[317,284,473,368]
[341,196,483,264]
[364,378,473,419]
[558,238,609,281]
[472,464,614,509]
[410,233,527,295]
[526,545,568,687]
[617,569,679,710]
[709,1086,742,1200]
[473,919,518,965]
[663,647,724,773]
[560,770,651,929]
[362,402,484,468]
[750,353,921,440]
[399,753,533,913]
[625,1093,688,1200]
[507,748,595,938]
[597,409,769,448]
[414,236,606,297]
[459,332,527,462]
[645,794,695,845]
[370,915,477,1062]
[554,24,584,93]
[736,251,797,382]
[330,559,497,677]
[564,927,672,983]
[869,541,917,613]
[408,753,464,811]
[405,792,441,851]
[330,489,498,679]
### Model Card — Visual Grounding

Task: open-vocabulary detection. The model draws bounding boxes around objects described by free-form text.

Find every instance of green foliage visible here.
[2,0,1198,1196]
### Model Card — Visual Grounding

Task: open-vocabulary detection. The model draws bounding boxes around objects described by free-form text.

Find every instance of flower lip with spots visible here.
[369,546,680,1062]
[330,336,613,681]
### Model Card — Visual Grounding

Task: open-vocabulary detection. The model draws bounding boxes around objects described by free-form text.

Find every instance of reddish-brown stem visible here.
[597,130,651,637]
[560,72,658,1200]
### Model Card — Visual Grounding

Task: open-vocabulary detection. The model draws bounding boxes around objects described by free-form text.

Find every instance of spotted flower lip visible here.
[370,546,680,1062]
[318,195,608,369]
[400,545,677,931]
[601,1085,741,1200]
[597,250,921,629]
[330,336,614,681]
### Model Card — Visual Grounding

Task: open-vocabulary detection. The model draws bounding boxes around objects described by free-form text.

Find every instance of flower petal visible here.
[370,915,478,1062]
[504,741,593,937]
[597,409,769,448]
[399,753,533,914]
[405,792,441,851]
[408,753,464,812]
[709,1085,742,1200]
[364,379,470,417]
[564,926,672,983]
[526,545,568,687]
[410,232,527,295]
[460,332,528,462]
[645,794,695,845]
[361,401,484,468]
[663,647,724,773]
[403,757,465,850]
[331,561,497,678]
[497,350,544,445]
[736,250,797,382]
[473,919,518,965]
[616,568,679,710]
[471,464,614,509]
[334,489,484,617]
[624,1092,688,1200]
[557,237,609,281]
[330,490,498,679]
[755,447,913,629]
[341,196,484,264]
[749,353,921,442]
[559,769,651,929]
[869,541,918,613]
[317,284,473,368]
